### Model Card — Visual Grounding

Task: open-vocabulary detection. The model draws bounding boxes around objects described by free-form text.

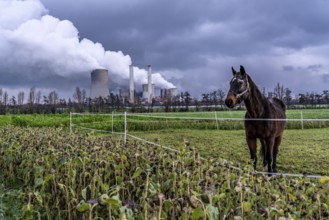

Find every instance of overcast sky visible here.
[1,0,329,99]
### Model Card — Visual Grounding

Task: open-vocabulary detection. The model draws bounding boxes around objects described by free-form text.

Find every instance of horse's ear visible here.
[240,65,246,76]
[231,67,237,76]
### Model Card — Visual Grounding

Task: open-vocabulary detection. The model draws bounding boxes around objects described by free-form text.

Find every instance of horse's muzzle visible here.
[225,98,234,108]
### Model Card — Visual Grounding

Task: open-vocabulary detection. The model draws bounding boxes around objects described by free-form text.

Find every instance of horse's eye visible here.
[238,81,243,85]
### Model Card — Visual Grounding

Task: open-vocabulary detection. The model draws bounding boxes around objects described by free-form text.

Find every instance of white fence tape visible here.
[70,112,329,179]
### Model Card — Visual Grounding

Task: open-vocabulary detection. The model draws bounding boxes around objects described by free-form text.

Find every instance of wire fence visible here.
[70,111,329,179]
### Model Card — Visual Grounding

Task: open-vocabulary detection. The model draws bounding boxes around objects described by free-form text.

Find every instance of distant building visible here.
[90,69,109,98]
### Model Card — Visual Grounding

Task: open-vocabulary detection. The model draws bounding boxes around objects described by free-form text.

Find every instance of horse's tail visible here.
[273,97,286,112]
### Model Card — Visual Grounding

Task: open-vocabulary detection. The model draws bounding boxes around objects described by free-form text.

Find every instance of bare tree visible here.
[3,91,8,106]
[273,83,285,100]
[201,93,210,109]
[73,86,85,104]
[323,90,329,104]
[217,89,225,108]
[82,89,86,103]
[28,86,36,105]
[9,96,16,106]
[73,87,86,112]
[183,91,192,110]
[17,91,25,105]
[210,91,217,105]
[284,88,292,106]
[43,95,49,105]
[48,91,59,105]
[0,88,3,104]
[36,90,42,104]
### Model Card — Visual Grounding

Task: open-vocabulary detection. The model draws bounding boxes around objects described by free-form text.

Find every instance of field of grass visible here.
[128,128,329,176]
[1,109,329,128]
[1,111,328,176]
[0,114,70,127]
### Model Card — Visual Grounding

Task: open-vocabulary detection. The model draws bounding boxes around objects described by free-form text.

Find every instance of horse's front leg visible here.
[246,137,257,170]
[265,137,275,173]
[272,136,283,173]
[260,139,267,168]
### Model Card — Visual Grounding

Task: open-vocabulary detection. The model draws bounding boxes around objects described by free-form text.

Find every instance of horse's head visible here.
[225,65,250,108]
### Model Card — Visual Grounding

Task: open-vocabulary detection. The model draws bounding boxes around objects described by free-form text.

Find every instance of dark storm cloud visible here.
[324,74,329,83]
[0,0,175,99]
[2,0,329,98]
[282,66,294,72]
[41,0,329,65]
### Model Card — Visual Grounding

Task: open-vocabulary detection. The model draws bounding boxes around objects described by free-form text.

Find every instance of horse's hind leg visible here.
[272,136,282,173]
[246,137,257,170]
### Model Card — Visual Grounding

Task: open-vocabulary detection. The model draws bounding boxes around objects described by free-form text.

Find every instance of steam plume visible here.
[0,0,175,92]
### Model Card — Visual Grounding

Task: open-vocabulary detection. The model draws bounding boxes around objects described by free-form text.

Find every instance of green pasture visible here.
[69,109,329,176]
[128,128,329,176]
[0,114,70,127]
[1,108,329,128]
[0,111,328,176]
[70,109,329,132]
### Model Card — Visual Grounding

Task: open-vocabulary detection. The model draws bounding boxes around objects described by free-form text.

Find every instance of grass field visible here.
[0,114,70,127]
[0,108,328,128]
[128,128,329,176]
[1,111,328,176]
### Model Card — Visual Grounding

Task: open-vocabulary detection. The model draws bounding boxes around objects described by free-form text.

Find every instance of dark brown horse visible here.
[225,65,286,173]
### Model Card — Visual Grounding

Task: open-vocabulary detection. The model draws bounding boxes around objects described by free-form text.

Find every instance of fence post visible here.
[112,111,114,133]
[70,112,72,134]
[215,111,219,130]
[124,112,127,143]
[301,111,304,129]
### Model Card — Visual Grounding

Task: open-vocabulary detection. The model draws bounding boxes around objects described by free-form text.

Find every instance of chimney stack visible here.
[147,65,152,103]
[129,65,134,104]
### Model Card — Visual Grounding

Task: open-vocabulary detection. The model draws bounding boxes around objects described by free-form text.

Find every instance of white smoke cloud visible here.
[0,0,175,92]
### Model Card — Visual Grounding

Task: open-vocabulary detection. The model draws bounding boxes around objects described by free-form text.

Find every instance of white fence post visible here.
[124,112,127,143]
[301,111,304,129]
[215,111,219,130]
[70,112,72,134]
[112,111,114,133]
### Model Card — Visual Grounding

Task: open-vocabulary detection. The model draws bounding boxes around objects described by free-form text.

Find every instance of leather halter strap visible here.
[235,78,250,99]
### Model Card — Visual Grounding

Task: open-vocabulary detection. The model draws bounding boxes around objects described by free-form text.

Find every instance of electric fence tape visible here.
[70,112,328,179]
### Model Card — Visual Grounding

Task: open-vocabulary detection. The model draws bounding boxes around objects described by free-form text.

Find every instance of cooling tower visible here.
[169,88,177,97]
[90,69,109,99]
[160,88,177,99]
[142,84,155,100]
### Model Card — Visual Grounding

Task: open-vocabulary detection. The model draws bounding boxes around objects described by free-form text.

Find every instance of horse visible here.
[225,65,286,173]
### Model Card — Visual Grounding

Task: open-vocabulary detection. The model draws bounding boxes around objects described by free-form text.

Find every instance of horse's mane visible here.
[246,74,286,117]
[245,74,267,117]
[272,98,286,112]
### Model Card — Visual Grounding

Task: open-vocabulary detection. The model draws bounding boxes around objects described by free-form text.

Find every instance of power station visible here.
[90,69,109,99]
[90,65,176,103]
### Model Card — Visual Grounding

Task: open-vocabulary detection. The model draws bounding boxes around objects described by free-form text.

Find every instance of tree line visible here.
[0,83,328,114]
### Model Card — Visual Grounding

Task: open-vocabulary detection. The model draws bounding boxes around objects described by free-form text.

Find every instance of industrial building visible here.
[160,88,178,99]
[89,65,177,104]
[90,69,109,98]
[142,84,155,101]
